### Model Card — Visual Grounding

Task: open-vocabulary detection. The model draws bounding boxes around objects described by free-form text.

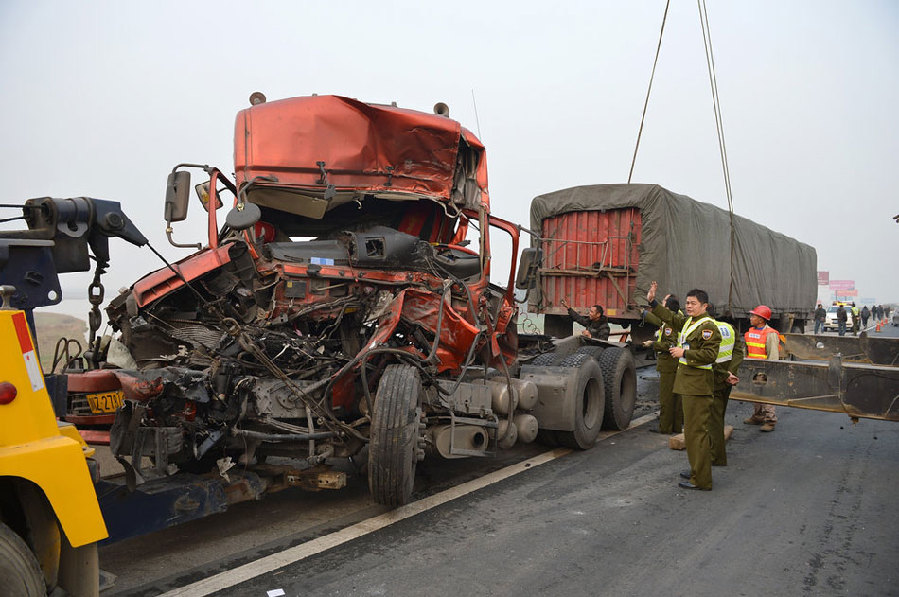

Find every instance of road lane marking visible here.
[160,412,657,596]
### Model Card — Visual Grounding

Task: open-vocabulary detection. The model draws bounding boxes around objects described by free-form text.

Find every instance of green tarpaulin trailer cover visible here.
[529,184,817,326]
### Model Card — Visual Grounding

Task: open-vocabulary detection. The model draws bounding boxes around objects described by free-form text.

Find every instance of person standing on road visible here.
[815,303,827,336]
[744,305,779,432]
[708,307,744,466]
[814,303,827,335]
[837,304,848,336]
[647,281,721,491]
[851,303,860,335]
[861,305,870,329]
[642,294,683,434]
[886,305,892,321]
[559,298,610,340]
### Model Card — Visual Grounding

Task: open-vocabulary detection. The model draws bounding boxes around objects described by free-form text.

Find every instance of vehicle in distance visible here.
[823,304,853,332]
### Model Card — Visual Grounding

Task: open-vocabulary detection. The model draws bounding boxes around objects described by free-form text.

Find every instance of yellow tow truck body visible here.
[0,306,107,595]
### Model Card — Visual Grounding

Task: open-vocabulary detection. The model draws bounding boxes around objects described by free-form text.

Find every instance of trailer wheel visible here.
[598,347,637,430]
[0,522,45,597]
[368,364,421,507]
[556,353,605,449]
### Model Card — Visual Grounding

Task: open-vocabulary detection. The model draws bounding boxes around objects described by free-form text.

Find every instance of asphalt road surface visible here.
[99,362,899,596]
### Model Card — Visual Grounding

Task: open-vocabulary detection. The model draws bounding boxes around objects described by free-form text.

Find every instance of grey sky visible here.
[1,0,897,322]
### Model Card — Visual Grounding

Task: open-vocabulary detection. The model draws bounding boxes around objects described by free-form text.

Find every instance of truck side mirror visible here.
[164,171,191,223]
[515,247,542,290]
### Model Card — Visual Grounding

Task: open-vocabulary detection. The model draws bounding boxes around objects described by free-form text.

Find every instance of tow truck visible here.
[0,283,107,596]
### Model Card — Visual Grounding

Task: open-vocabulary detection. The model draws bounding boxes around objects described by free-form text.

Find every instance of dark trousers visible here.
[658,367,682,434]
[681,393,714,489]
[710,385,732,466]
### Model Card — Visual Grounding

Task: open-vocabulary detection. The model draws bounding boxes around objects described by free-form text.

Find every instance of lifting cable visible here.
[628,0,671,184]
[630,0,738,314]
[697,0,738,312]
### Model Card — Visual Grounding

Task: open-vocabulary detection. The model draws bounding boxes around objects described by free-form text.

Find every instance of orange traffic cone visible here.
[875,322,882,333]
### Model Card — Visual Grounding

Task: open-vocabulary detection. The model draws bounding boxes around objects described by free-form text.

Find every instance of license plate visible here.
[86,390,125,414]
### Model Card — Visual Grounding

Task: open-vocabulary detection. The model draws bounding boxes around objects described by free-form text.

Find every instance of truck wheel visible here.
[531,351,561,366]
[598,347,637,430]
[368,364,421,507]
[556,353,605,449]
[576,345,605,359]
[0,522,45,597]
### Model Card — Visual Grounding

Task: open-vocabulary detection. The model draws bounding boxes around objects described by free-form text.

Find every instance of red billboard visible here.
[830,279,855,291]
[817,271,829,286]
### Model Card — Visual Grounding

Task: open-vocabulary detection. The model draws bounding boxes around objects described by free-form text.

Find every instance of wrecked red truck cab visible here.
[104,95,622,507]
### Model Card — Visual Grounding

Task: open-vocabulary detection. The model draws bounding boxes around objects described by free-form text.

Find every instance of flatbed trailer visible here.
[733,334,899,423]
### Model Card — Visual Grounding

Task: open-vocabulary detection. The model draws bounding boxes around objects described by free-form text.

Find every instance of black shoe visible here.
[678,481,711,491]
[648,425,660,433]
[679,470,691,480]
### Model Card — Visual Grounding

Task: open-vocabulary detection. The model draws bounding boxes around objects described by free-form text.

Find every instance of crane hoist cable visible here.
[628,0,671,185]
[629,0,739,314]
[697,0,737,311]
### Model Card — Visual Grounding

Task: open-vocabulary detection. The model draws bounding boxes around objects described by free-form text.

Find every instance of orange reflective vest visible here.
[745,325,778,359]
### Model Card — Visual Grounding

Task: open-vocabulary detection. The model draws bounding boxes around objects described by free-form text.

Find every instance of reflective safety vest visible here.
[677,316,714,369]
[715,321,736,363]
[745,325,778,359]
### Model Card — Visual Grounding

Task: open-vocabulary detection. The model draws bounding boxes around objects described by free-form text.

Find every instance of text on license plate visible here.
[86,390,125,414]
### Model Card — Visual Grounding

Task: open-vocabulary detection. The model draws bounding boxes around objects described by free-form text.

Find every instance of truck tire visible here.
[598,347,637,430]
[556,353,605,449]
[0,522,45,597]
[531,351,561,366]
[576,345,605,359]
[368,364,421,507]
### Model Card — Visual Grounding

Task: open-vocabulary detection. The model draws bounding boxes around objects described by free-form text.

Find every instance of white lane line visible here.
[160,412,657,596]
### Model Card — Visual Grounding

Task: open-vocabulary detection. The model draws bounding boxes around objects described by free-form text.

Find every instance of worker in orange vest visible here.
[743,305,779,432]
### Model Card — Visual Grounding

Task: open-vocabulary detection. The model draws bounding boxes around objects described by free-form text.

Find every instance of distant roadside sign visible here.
[830,279,855,291]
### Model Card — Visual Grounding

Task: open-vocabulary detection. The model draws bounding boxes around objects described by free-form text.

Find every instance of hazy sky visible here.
[1,1,897,322]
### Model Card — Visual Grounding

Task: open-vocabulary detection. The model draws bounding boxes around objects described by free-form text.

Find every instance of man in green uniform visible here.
[707,307,744,466]
[646,281,721,490]
[642,294,682,434]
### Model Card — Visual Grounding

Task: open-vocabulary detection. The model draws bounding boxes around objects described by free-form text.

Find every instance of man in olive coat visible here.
[707,306,744,466]
[642,294,682,434]
[647,281,721,490]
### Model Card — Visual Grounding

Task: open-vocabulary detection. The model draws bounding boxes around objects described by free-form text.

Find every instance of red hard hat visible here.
[750,305,772,320]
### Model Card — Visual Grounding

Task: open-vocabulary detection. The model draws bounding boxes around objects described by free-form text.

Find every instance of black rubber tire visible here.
[368,364,421,507]
[790,324,804,334]
[559,352,592,368]
[0,522,45,597]
[556,353,605,449]
[598,347,637,430]
[576,345,606,359]
[531,351,561,366]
